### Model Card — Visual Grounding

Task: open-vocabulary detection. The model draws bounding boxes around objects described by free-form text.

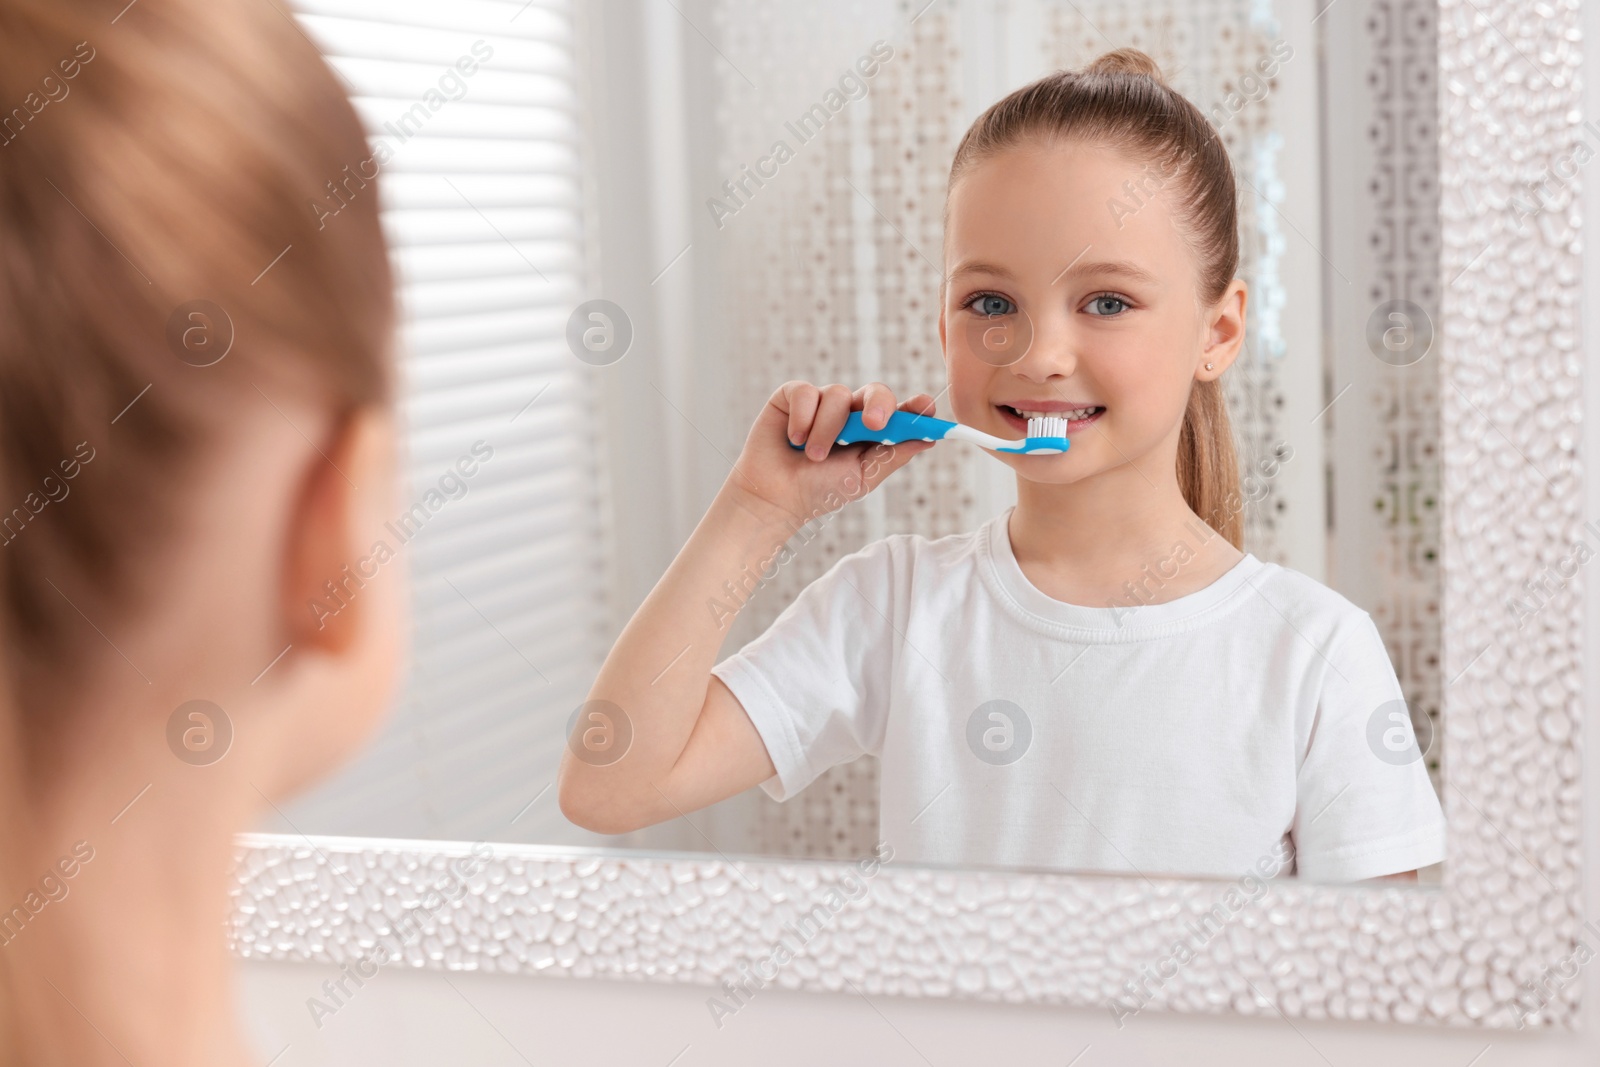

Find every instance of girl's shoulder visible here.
[1245,556,1378,638]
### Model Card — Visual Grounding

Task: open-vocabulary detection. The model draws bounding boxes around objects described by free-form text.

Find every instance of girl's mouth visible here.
[995,404,1104,434]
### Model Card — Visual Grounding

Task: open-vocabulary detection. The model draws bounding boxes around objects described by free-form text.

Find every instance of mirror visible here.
[274,0,1445,888]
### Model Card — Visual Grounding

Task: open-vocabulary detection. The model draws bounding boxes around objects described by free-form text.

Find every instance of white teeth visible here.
[1012,406,1100,421]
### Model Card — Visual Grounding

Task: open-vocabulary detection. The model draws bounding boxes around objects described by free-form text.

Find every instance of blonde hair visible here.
[0,0,396,681]
[944,47,1245,549]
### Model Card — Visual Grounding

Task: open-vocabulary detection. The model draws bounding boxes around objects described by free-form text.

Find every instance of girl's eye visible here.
[962,292,1015,316]
[1085,293,1130,316]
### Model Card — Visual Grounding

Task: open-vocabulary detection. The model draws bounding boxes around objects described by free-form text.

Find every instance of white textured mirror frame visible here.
[228,0,1585,1030]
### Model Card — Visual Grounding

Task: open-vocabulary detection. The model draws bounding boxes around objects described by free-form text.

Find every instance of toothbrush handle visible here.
[787,409,956,451]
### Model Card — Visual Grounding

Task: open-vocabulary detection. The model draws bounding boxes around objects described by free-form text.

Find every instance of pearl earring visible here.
[1205,362,1214,371]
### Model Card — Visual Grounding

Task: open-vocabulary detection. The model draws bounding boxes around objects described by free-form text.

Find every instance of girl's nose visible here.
[1008,320,1075,383]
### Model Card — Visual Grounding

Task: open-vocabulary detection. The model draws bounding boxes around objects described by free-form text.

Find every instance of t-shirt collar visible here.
[980,505,1264,638]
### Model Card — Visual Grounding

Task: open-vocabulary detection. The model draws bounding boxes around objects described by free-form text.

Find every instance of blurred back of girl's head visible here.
[0,0,396,710]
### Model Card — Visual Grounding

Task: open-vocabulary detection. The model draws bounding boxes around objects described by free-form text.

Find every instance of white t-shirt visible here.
[711,506,1446,883]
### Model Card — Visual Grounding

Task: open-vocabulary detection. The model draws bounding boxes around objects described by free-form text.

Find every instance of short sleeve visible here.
[710,537,901,802]
[1292,611,1447,882]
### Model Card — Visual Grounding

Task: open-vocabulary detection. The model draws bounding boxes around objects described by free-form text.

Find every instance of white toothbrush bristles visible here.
[1027,416,1068,440]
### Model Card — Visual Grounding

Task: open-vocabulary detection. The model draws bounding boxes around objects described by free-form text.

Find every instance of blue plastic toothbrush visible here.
[788,410,1070,455]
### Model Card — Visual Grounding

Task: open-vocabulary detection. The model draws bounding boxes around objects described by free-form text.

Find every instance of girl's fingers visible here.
[780,380,820,446]
[781,382,934,462]
[806,383,855,459]
[854,382,897,430]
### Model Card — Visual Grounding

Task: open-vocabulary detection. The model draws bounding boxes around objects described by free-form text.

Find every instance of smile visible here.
[996,404,1104,433]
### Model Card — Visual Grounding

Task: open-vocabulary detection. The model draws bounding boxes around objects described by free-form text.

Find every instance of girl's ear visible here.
[1200,278,1248,380]
[280,406,395,656]
[938,303,948,362]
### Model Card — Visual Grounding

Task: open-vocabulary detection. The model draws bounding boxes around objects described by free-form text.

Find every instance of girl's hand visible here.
[723,381,939,526]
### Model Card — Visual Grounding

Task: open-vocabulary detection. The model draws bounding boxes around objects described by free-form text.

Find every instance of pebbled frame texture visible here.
[228,0,1585,1029]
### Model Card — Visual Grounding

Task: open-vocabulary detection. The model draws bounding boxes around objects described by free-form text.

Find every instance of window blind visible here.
[279,0,611,844]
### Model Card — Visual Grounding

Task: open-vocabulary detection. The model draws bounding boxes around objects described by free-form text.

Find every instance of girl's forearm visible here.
[559,483,798,825]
